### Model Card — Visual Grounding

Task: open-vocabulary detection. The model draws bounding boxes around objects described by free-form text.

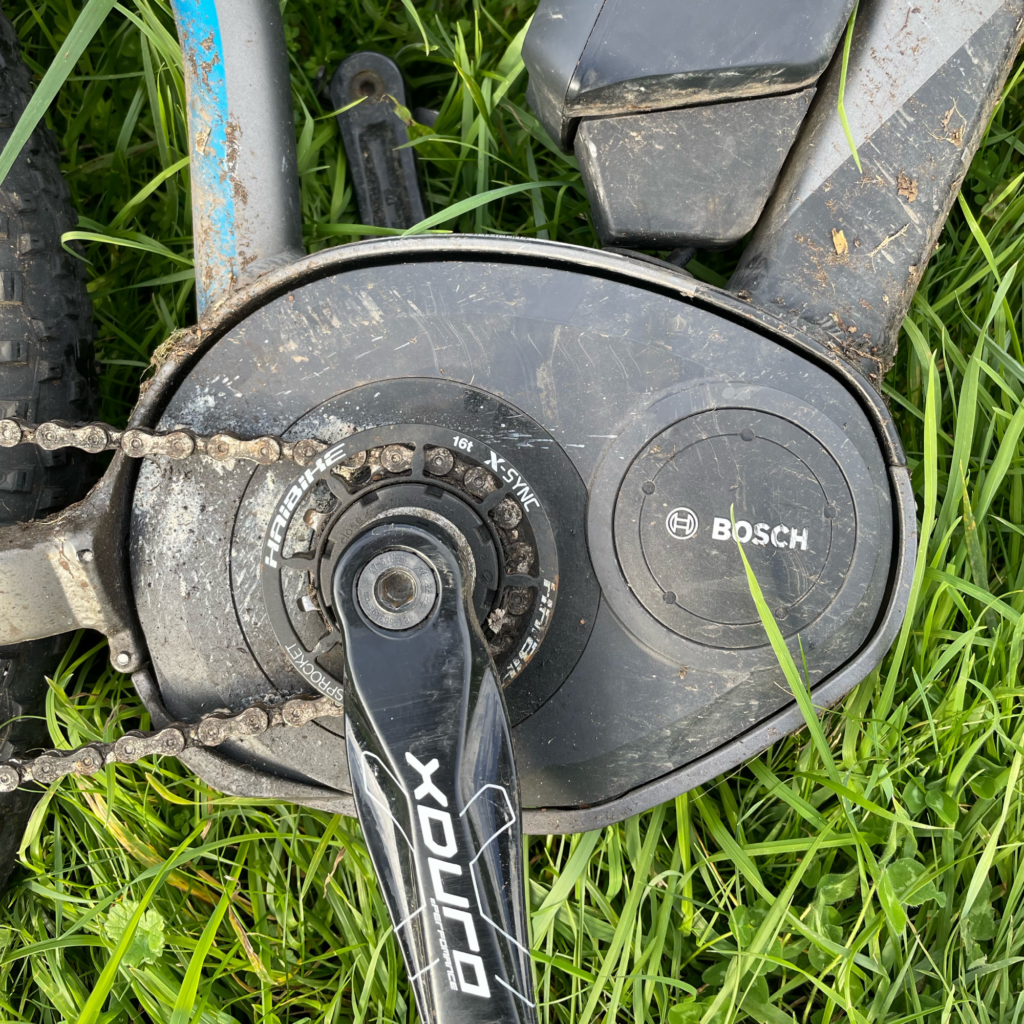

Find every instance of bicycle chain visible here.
[0,417,328,466]
[0,694,346,792]
[0,417,346,791]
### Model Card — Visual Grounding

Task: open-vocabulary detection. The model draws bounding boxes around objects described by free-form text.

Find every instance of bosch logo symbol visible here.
[665,507,699,540]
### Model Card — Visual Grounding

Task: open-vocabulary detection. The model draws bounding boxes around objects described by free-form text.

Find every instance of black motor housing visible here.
[128,237,914,834]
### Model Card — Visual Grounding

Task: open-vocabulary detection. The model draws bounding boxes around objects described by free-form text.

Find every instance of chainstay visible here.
[0,693,344,792]
[0,417,328,466]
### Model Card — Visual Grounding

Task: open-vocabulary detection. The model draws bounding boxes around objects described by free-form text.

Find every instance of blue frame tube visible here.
[172,0,304,316]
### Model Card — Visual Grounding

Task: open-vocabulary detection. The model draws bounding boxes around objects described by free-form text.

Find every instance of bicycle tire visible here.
[0,7,96,896]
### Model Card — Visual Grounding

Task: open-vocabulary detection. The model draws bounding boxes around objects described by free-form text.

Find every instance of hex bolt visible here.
[375,567,418,611]
[425,446,455,476]
[504,588,534,615]
[464,466,498,498]
[355,549,438,631]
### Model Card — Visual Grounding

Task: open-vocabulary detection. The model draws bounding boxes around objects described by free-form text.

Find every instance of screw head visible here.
[382,444,412,473]
[355,549,438,631]
[426,447,454,476]
[115,651,131,668]
[375,567,418,611]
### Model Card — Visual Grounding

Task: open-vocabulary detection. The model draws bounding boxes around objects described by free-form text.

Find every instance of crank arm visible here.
[333,520,537,1024]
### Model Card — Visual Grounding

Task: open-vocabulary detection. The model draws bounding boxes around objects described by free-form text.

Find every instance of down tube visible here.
[171,0,303,315]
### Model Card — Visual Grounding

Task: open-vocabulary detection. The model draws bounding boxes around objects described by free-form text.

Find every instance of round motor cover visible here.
[613,404,870,650]
[128,237,913,833]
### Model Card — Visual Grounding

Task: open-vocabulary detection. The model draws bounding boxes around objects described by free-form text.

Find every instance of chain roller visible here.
[0,417,327,466]
[0,693,345,792]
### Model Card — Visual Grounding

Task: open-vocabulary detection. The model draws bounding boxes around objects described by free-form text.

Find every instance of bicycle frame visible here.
[170,0,304,315]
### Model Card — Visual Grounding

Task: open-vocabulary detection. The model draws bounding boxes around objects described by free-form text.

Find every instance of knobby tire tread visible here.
[0,6,96,895]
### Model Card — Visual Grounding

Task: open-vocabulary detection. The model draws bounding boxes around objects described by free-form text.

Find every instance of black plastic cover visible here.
[524,0,854,150]
[331,52,425,229]
[575,90,814,248]
[128,240,913,834]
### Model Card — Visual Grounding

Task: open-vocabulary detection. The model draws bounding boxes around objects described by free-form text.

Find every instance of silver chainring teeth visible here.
[258,420,563,717]
[268,431,545,673]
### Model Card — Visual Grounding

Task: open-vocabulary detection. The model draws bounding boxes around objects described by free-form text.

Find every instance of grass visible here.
[1,1,1024,1023]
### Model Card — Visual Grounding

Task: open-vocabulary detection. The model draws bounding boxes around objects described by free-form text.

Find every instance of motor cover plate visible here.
[128,242,910,830]
[615,406,863,649]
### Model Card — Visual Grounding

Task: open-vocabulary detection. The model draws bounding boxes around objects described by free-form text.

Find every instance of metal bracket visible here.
[0,455,142,672]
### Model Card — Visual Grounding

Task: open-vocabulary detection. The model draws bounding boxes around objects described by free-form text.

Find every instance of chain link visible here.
[0,693,345,792]
[0,417,329,466]
[0,416,348,792]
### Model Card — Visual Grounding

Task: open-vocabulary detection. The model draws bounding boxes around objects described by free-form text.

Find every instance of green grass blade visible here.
[76,821,211,1024]
[730,507,842,788]
[402,180,574,235]
[837,0,862,173]
[0,0,117,188]
[167,880,236,1024]
[879,353,941,720]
